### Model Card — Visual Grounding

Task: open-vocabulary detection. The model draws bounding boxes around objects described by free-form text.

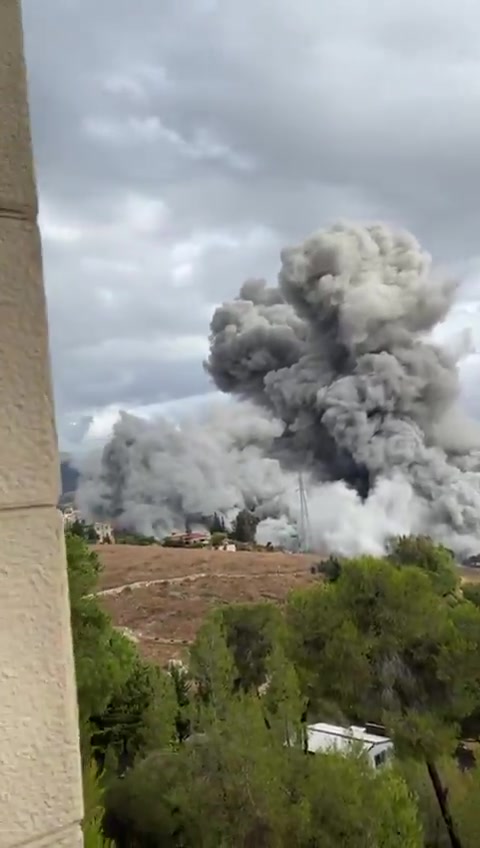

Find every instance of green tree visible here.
[188,615,235,718]
[263,640,307,748]
[105,673,423,847]
[210,512,226,534]
[287,552,480,848]
[459,583,480,743]
[212,602,285,693]
[66,534,137,755]
[400,755,480,848]
[449,759,480,847]
[302,750,423,848]
[168,661,193,741]
[91,657,178,773]
[462,582,480,608]
[210,531,227,548]
[70,518,98,542]
[231,508,259,544]
[105,750,187,847]
[387,535,459,596]
[83,760,115,847]
[67,531,101,599]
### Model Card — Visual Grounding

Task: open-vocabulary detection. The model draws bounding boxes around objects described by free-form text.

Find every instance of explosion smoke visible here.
[76,402,300,539]
[77,222,480,556]
[206,222,480,554]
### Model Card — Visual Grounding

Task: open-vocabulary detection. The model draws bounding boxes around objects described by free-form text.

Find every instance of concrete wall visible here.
[0,2,84,845]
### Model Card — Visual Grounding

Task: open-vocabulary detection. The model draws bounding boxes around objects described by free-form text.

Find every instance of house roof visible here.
[306,722,392,755]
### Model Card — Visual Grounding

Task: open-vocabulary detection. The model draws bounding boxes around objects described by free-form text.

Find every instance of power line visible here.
[297,472,312,553]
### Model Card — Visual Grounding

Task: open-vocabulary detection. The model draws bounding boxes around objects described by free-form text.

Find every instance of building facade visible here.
[94,521,115,544]
[306,722,394,769]
[0,2,84,845]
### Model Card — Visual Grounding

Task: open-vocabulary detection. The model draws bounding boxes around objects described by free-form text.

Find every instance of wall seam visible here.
[0,503,60,514]
[0,204,36,222]
[8,818,83,848]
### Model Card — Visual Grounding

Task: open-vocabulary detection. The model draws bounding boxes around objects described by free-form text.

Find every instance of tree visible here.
[70,518,98,543]
[188,615,236,717]
[387,535,459,597]
[302,750,423,848]
[83,760,115,847]
[168,661,193,742]
[231,508,259,544]
[210,512,226,534]
[311,555,344,583]
[287,552,480,848]
[195,602,284,694]
[449,759,480,847]
[105,634,423,848]
[462,582,480,608]
[210,531,227,548]
[90,657,178,774]
[262,640,307,748]
[400,755,480,848]
[66,534,138,759]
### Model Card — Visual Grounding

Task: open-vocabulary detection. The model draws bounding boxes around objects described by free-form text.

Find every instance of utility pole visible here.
[298,471,312,552]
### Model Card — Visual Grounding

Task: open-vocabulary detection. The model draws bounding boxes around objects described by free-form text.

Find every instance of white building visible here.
[94,521,115,544]
[62,506,81,527]
[306,722,394,769]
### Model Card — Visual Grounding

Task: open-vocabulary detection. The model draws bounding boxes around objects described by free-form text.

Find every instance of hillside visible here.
[93,544,480,667]
[94,545,318,665]
[59,455,79,505]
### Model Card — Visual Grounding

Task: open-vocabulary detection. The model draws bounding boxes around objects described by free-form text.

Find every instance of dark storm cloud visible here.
[21,0,480,445]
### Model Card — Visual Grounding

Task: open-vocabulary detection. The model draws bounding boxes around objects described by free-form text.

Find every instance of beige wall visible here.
[0,2,84,846]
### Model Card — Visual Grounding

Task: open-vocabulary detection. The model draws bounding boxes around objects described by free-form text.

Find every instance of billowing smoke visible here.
[76,401,301,539]
[77,222,480,556]
[206,222,480,555]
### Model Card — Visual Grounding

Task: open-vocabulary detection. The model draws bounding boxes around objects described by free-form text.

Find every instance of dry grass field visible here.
[94,544,480,666]
[94,545,318,665]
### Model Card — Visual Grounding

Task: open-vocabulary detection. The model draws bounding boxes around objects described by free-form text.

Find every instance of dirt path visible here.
[95,566,479,601]
[94,568,308,598]
[117,626,186,646]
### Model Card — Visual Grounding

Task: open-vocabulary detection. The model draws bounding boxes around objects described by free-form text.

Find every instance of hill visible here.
[59,455,79,505]
[93,544,480,667]
[94,545,318,666]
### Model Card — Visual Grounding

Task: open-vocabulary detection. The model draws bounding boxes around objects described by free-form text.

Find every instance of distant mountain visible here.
[59,454,79,505]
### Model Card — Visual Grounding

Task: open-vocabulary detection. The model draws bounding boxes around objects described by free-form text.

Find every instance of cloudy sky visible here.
[22,0,480,450]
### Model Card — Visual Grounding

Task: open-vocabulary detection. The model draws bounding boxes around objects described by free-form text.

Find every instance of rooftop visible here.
[307,723,391,755]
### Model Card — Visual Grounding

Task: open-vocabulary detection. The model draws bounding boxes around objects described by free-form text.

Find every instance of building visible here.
[184,530,210,546]
[463,553,480,568]
[94,521,115,544]
[61,506,115,544]
[62,505,81,527]
[306,722,394,769]
[0,2,84,845]
[164,529,211,547]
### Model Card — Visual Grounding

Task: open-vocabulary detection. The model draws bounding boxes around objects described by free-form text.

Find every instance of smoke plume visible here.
[77,222,480,556]
[76,402,301,539]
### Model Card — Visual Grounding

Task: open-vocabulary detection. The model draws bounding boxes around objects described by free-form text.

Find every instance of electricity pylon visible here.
[297,471,312,552]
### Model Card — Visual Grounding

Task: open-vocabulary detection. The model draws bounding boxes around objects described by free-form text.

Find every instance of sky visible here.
[21,0,480,451]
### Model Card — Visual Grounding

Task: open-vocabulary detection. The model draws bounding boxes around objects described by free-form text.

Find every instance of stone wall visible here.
[0,2,84,845]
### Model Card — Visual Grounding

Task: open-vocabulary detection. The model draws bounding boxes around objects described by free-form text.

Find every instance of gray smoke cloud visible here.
[77,222,480,556]
[206,222,480,555]
[75,401,302,539]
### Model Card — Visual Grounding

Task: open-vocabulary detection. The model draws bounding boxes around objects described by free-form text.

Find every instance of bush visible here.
[210,532,227,548]
[83,760,115,848]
